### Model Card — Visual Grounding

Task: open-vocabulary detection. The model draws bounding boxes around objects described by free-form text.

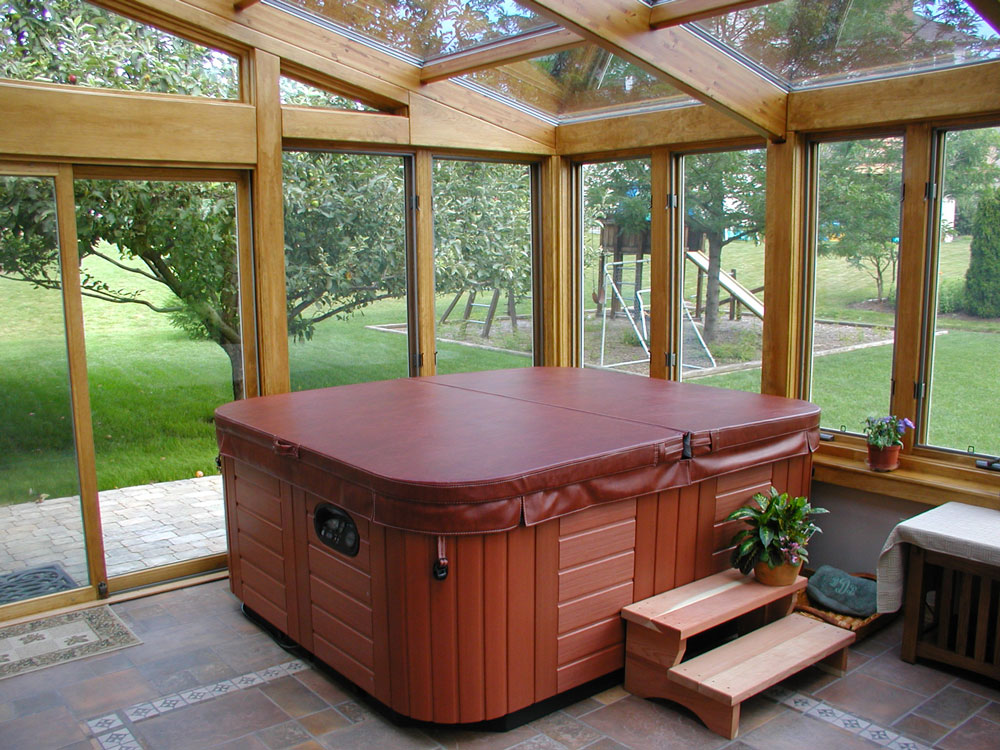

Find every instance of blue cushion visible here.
[807,565,877,618]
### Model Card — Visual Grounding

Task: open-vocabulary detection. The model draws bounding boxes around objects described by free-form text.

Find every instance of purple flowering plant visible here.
[726,487,828,573]
[863,415,915,449]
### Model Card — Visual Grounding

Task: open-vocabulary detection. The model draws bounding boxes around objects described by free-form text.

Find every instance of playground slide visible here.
[684,250,764,319]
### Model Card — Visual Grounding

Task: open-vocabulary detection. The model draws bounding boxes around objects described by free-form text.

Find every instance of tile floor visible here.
[0,580,997,750]
[0,476,225,584]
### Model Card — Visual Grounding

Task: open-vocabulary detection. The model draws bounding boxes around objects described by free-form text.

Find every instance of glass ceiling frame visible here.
[264,0,1000,124]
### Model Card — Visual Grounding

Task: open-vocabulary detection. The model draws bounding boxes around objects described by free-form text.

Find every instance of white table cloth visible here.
[876,501,1000,613]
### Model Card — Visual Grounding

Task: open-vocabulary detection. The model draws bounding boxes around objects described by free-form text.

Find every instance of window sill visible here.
[813,441,1000,510]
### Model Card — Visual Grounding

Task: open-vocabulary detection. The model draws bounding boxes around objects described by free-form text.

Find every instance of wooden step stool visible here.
[622,569,855,739]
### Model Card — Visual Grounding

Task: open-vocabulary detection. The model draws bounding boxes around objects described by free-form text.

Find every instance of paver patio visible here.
[0,475,226,591]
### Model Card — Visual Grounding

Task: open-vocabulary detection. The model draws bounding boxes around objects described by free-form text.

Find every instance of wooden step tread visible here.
[622,569,807,638]
[668,613,855,705]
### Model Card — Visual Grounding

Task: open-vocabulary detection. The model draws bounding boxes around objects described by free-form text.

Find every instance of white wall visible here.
[805,482,929,574]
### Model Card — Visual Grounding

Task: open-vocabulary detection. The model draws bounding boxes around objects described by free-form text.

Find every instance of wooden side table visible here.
[901,545,1000,680]
[878,502,1000,681]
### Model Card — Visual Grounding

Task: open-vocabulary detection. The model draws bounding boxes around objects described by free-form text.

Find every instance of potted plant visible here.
[863,415,914,472]
[726,487,828,586]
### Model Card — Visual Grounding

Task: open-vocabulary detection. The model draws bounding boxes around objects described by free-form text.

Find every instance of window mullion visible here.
[892,124,934,449]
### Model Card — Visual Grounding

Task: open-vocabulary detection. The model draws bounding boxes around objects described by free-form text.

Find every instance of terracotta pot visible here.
[754,560,803,586]
[867,444,901,472]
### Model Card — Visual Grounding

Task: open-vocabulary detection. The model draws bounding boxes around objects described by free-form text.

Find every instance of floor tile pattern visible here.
[1,580,998,750]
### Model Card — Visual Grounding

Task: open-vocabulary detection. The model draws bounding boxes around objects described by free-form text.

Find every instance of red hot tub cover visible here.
[214,368,819,534]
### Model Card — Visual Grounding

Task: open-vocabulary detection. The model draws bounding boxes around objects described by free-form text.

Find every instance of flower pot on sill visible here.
[867,444,901,472]
[754,560,803,586]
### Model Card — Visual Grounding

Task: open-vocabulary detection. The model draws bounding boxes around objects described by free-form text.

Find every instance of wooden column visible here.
[414,149,437,375]
[540,155,574,367]
[892,124,934,449]
[56,164,108,597]
[761,133,807,398]
[250,49,290,395]
[648,147,674,380]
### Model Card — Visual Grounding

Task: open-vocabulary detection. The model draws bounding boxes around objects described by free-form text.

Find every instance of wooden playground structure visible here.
[593,224,764,370]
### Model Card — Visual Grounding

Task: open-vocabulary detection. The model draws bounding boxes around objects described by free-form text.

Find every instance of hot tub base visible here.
[222,454,812,724]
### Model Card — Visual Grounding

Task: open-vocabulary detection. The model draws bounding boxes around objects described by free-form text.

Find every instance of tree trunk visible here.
[703,232,724,342]
[508,290,518,331]
[221,340,244,401]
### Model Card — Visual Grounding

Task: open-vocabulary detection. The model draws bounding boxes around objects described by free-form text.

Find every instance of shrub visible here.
[936,278,967,315]
[964,188,1000,318]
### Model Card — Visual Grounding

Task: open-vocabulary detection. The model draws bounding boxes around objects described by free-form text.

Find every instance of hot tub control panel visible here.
[313,503,360,557]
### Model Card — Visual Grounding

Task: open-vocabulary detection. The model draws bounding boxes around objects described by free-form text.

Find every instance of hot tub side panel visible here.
[297,487,383,701]
[222,453,812,725]
[376,454,812,723]
[222,456,302,642]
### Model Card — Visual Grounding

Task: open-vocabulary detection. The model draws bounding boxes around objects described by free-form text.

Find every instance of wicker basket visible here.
[794,571,896,641]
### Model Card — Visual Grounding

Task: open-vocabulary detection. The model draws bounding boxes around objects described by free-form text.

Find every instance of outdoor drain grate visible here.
[0,563,78,605]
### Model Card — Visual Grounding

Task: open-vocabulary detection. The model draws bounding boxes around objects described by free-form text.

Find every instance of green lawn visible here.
[1,267,530,505]
[696,330,998,456]
[2,236,997,506]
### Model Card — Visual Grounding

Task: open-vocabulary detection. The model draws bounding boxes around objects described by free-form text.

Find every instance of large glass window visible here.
[283,151,411,389]
[925,125,1000,456]
[280,76,375,111]
[809,137,903,434]
[0,174,89,602]
[433,159,534,374]
[74,177,240,576]
[0,0,239,98]
[580,158,651,373]
[679,148,766,392]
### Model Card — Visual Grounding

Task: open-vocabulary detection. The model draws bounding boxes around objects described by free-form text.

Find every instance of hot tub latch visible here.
[432,536,449,580]
[272,438,300,458]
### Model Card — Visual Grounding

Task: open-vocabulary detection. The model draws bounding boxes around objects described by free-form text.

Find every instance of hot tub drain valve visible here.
[432,536,449,580]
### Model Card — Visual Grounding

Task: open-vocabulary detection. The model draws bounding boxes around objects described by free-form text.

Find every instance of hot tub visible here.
[215,367,819,724]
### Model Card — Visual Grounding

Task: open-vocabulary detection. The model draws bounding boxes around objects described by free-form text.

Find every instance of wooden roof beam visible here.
[521,0,787,140]
[966,0,1000,35]
[233,0,262,11]
[649,0,779,29]
[421,27,585,84]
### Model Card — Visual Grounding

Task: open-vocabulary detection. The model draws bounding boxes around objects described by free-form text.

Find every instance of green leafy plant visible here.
[727,487,828,574]
[863,415,914,449]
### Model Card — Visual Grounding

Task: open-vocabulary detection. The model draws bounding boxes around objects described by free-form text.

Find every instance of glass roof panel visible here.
[463,45,694,119]
[278,0,553,61]
[693,0,1000,89]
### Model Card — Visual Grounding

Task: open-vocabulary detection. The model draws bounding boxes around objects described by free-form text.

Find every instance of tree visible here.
[964,188,1000,318]
[817,138,903,304]
[943,128,1000,235]
[0,1,536,399]
[683,149,766,342]
[282,150,408,343]
[0,0,238,95]
[432,160,533,327]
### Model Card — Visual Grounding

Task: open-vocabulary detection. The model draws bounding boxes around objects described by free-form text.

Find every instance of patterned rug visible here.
[0,606,141,680]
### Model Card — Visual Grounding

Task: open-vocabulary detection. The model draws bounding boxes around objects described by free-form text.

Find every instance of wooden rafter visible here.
[522,0,787,139]
[966,0,1000,36]
[649,0,778,29]
[233,0,263,11]
[421,27,584,84]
